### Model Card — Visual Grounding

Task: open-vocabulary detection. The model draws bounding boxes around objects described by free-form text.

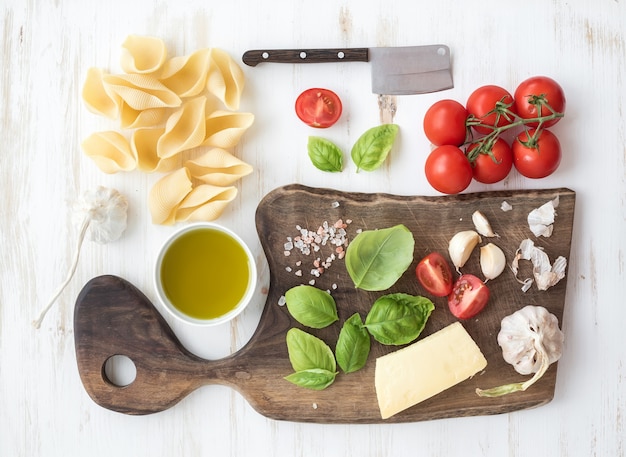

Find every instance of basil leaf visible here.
[345,224,415,291]
[308,136,343,172]
[335,313,370,373]
[284,368,337,390]
[285,285,339,328]
[286,328,337,373]
[365,293,434,345]
[351,124,399,172]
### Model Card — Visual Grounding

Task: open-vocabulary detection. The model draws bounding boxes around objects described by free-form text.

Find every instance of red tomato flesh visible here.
[295,88,342,128]
[415,252,454,297]
[448,274,490,319]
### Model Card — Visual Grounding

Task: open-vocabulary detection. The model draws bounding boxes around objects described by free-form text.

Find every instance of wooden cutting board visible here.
[74,184,575,423]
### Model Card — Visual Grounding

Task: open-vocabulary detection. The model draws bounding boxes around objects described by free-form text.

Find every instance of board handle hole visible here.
[103,355,137,387]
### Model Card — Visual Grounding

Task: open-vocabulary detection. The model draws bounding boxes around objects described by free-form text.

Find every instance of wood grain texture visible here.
[74,185,575,423]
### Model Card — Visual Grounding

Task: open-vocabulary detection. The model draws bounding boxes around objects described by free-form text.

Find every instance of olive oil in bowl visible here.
[155,223,256,325]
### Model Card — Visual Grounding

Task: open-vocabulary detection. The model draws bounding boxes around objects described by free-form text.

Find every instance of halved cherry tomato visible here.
[424,145,473,194]
[469,137,513,184]
[514,76,565,128]
[415,252,454,297]
[295,88,342,128]
[512,128,561,179]
[448,274,490,319]
[423,99,468,146]
[466,85,516,135]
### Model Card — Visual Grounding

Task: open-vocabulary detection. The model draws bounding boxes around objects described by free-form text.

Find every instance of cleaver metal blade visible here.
[242,45,453,122]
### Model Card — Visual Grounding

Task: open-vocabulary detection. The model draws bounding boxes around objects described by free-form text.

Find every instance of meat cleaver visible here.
[242,45,453,123]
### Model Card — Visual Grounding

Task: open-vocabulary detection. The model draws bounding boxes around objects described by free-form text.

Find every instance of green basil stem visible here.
[465,103,564,163]
[475,333,550,398]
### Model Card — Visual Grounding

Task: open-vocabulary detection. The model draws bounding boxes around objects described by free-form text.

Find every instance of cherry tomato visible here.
[415,252,454,297]
[295,88,342,128]
[448,274,490,319]
[512,128,562,179]
[514,76,565,128]
[423,99,468,146]
[469,137,513,184]
[424,145,473,194]
[466,85,516,135]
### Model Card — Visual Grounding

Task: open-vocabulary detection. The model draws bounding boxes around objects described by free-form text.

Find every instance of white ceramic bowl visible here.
[154,222,257,326]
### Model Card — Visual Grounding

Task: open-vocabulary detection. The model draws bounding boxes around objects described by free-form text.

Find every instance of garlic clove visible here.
[472,210,498,237]
[480,243,506,281]
[448,230,481,272]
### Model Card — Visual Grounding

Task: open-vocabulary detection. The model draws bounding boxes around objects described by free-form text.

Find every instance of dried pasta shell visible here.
[206,48,246,110]
[132,127,179,173]
[157,96,207,159]
[202,111,254,149]
[81,131,137,174]
[120,35,167,75]
[149,168,193,225]
[120,104,169,129]
[160,48,212,98]
[82,68,121,119]
[174,184,238,222]
[185,148,253,186]
[103,74,181,110]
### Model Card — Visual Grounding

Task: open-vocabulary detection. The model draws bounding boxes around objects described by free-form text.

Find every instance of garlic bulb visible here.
[480,243,506,281]
[472,211,498,237]
[448,230,481,272]
[476,305,564,397]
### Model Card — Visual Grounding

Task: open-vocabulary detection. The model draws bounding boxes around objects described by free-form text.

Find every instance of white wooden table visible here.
[1,0,625,455]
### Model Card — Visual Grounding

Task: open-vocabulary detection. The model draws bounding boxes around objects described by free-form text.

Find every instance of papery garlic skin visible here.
[480,243,506,281]
[528,196,559,237]
[472,211,498,237]
[448,230,481,272]
[497,305,564,375]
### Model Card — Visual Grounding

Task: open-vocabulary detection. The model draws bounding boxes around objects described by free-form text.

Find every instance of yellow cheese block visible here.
[375,322,487,419]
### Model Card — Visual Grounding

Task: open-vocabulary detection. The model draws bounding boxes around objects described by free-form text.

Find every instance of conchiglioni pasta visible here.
[103,74,181,110]
[82,68,121,119]
[120,104,169,129]
[148,168,194,225]
[206,48,246,111]
[160,48,212,98]
[185,148,253,186]
[174,184,238,222]
[132,127,179,173]
[82,131,137,174]
[120,35,167,75]
[157,96,207,159]
[202,111,254,149]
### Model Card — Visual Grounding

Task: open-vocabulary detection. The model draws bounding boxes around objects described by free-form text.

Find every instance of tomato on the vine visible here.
[512,128,561,179]
[466,85,516,135]
[514,76,565,128]
[448,274,490,319]
[423,99,468,146]
[424,145,473,194]
[415,252,454,297]
[295,88,342,128]
[468,137,513,184]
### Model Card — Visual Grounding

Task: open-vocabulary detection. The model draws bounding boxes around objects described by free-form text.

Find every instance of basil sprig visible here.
[351,124,399,172]
[285,328,338,390]
[364,293,434,345]
[285,285,339,328]
[307,136,344,172]
[335,313,370,373]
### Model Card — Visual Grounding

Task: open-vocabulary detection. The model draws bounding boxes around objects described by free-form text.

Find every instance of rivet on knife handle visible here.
[242,48,369,67]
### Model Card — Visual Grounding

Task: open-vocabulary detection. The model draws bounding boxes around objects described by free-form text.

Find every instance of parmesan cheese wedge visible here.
[375,322,487,419]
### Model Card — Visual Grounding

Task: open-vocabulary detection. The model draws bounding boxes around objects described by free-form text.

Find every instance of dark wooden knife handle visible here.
[242,48,369,67]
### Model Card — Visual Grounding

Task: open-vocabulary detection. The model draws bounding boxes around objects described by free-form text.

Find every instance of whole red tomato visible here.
[295,88,342,128]
[514,76,565,128]
[512,129,562,178]
[466,85,516,135]
[468,137,513,184]
[424,145,473,194]
[423,99,468,146]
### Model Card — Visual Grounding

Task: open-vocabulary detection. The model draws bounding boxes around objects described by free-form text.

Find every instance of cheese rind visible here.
[375,322,487,419]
